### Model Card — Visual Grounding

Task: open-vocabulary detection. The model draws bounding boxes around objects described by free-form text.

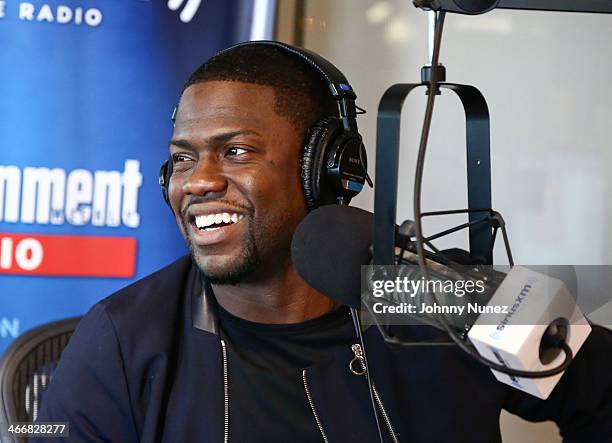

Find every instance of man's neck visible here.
[211,265,338,324]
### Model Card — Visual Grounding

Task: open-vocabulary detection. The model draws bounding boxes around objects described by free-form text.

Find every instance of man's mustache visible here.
[180,196,252,219]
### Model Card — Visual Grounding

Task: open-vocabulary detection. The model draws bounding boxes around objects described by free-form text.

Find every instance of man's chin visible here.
[191,252,259,286]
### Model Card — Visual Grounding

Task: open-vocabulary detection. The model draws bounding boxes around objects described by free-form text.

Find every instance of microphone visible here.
[291,204,592,399]
[291,205,372,309]
[291,204,499,315]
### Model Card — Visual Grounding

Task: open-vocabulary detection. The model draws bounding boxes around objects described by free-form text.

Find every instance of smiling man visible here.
[169,78,336,323]
[33,42,612,443]
[33,42,359,443]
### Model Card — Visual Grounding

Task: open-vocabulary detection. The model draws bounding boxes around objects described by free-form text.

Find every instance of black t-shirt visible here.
[217,303,355,442]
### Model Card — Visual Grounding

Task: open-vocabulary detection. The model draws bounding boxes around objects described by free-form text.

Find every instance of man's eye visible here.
[172,154,194,163]
[226,146,249,156]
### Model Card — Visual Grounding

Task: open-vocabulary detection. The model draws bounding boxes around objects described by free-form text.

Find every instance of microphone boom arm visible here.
[500,0,612,14]
[415,0,612,15]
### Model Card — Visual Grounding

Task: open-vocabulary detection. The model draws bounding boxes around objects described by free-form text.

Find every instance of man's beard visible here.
[183,216,261,285]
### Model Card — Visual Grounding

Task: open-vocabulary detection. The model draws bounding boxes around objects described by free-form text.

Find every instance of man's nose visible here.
[182,157,228,197]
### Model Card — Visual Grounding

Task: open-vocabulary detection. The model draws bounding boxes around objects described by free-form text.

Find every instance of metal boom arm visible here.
[499,0,612,14]
[415,0,612,15]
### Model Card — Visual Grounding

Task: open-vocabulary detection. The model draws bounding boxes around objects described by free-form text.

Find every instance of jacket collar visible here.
[189,264,370,335]
[190,268,220,335]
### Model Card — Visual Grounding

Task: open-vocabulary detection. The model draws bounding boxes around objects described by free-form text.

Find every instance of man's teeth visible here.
[194,213,245,229]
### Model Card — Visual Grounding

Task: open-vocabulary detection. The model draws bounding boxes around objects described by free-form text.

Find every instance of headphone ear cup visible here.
[301,118,343,211]
[159,158,173,208]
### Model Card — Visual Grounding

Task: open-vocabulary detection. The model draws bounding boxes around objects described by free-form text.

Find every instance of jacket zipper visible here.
[221,340,395,443]
[302,369,329,443]
[221,339,229,443]
[351,344,400,443]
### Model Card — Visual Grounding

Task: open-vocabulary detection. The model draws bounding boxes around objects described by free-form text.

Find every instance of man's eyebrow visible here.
[169,130,261,149]
[169,139,195,150]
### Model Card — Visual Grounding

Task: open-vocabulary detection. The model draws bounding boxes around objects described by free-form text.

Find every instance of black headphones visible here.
[159,40,371,212]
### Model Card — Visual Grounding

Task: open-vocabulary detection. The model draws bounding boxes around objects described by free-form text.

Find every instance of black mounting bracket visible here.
[414,0,612,15]
[373,82,493,266]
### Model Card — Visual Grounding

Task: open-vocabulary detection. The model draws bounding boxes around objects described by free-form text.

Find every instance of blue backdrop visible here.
[0,0,254,355]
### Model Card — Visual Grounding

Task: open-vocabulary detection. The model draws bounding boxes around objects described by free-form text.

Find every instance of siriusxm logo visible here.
[167,0,201,23]
[489,329,502,341]
[496,282,532,332]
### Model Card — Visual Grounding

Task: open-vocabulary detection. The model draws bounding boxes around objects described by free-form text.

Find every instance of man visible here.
[34,42,612,443]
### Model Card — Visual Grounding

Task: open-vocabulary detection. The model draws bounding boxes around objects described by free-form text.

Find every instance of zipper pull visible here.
[350,345,401,442]
[350,343,367,376]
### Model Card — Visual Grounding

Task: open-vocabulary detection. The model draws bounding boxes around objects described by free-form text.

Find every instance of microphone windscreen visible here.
[291,205,373,308]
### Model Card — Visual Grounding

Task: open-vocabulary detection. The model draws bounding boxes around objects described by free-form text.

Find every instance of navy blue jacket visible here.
[34,256,612,442]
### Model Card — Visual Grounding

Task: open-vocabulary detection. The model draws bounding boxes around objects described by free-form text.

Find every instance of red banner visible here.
[0,232,136,278]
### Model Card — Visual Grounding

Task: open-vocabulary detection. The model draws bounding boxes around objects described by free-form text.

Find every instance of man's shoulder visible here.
[100,254,193,310]
[94,254,196,341]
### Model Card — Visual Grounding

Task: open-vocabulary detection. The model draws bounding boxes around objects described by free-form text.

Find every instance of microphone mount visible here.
[370,5,597,384]
[413,0,612,15]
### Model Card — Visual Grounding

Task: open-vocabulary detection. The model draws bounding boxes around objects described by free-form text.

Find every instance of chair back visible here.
[0,317,81,443]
